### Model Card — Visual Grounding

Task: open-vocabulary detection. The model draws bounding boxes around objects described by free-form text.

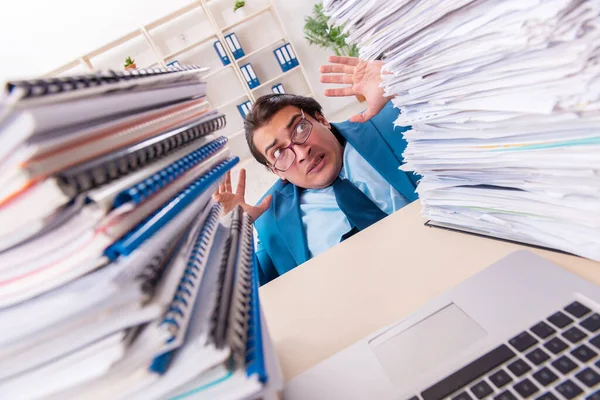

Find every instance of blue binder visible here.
[213,40,231,66]
[273,43,298,72]
[271,83,285,94]
[237,100,253,118]
[240,63,260,89]
[223,33,245,60]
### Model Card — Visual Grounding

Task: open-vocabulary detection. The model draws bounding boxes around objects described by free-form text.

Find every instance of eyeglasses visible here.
[270,109,313,172]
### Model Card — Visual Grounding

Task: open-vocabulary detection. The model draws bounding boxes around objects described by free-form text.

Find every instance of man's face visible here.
[252,106,344,189]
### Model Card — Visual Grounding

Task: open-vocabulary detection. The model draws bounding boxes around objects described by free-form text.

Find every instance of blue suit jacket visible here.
[253,102,419,285]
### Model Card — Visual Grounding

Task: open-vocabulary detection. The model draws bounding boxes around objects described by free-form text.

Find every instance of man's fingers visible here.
[320,74,353,84]
[349,108,377,123]
[324,87,354,97]
[258,194,272,210]
[218,182,225,194]
[224,171,232,192]
[327,55,359,66]
[320,64,354,74]
[236,168,246,196]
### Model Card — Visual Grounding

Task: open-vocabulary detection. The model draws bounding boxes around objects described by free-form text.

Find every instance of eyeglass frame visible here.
[268,109,313,172]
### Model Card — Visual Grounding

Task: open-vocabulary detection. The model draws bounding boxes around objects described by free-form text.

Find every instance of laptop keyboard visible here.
[407,301,600,400]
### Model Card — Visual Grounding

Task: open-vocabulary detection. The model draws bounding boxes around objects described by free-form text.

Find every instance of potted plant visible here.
[124,56,137,71]
[223,0,247,25]
[304,3,365,102]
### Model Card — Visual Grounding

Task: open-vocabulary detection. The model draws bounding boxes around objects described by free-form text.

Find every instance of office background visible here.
[0,0,366,205]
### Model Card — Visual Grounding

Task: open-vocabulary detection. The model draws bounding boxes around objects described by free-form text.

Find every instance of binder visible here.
[57,112,227,197]
[105,156,239,260]
[166,60,181,68]
[271,83,285,94]
[239,64,260,89]
[213,40,231,66]
[273,43,298,72]
[285,43,299,68]
[236,100,253,118]
[223,33,245,60]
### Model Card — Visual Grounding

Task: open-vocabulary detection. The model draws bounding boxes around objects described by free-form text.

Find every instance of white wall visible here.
[0,0,361,120]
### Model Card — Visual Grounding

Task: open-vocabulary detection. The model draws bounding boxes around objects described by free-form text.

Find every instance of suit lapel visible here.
[333,120,418,202]
[273,183,310,268]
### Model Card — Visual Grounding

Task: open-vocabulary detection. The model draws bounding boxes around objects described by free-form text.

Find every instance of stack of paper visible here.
[323,0,600,260]
[0,66,282,399]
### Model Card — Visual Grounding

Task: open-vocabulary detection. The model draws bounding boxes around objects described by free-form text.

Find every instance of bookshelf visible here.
[45,0,315,162]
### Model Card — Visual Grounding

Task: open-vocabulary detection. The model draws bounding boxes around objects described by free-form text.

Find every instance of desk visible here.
[258,201,600,382]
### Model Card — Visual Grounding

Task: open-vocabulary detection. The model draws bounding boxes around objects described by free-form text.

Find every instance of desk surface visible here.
[258,201,600,382]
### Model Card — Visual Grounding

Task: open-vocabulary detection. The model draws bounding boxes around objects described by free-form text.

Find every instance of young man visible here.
[214,56,419,285]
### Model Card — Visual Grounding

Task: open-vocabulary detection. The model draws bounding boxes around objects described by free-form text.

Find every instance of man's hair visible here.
[244,94,324,167]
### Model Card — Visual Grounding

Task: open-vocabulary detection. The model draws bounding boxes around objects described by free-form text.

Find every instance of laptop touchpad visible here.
[368,303,487,387]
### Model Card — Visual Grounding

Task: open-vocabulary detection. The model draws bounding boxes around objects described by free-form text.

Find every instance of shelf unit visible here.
[45,0,315,161]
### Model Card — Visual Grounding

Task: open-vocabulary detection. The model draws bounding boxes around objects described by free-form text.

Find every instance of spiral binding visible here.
[104,157,239,260]
[135,234,184,299]
[227,212,255,370]
[212,206,243,349]
[207,207,267,380]
[5,64,206,99]
[112,135,228,207]
[57,114,226,197]
[161,203,222,340]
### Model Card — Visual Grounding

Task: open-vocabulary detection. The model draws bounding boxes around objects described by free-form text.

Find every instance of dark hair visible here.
[244,94,324,167]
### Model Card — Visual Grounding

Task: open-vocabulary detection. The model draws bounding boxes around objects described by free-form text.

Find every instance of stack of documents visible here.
[0,66,282,399]
[323,0,600,260]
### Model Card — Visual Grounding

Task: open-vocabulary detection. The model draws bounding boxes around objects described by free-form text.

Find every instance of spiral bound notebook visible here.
[113,136,228,208]
[57,114,227,197]
[167,209,267,400]
[105,156,239,260]
[149,203,223,374]
[3,65,209,106]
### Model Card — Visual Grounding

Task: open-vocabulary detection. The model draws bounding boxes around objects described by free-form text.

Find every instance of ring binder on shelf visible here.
[213,41,231,66]
[236,100,253,118]
[239,64,260,89]
[112,136,228,207]
[223,33,245,60]
[271,83,285,94]
[104,157,239,260]
[273,43,298,72]
[57,113,227,197]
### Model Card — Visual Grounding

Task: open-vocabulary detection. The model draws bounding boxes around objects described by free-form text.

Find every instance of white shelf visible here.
[235,37,286,64]
[162,34,217,60]
[251,67,299,92]
[215,94,249,110]
[222,5,272,32]
[229,129,245,140]
[203,64,232,79]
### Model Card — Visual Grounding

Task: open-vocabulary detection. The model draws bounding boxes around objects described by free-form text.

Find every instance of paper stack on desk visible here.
[323,0,600,260]
[0,67,282,399]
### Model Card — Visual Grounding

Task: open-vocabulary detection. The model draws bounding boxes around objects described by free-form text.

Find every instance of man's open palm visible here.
[320,56,392,123]
[213,169,271,221]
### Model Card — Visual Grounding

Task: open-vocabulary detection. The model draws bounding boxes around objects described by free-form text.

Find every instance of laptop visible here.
[284,250,600,400]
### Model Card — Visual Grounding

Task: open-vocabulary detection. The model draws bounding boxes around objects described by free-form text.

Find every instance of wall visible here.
[0,0,361,120]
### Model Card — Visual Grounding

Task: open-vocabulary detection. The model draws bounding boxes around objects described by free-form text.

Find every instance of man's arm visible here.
[255,233,279,286]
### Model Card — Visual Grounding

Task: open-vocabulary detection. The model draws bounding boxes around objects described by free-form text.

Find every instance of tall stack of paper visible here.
[0,66,282,399]
[323,0,600,260]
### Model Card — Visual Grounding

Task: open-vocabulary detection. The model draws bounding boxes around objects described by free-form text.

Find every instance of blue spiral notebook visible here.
[104,156,239,260]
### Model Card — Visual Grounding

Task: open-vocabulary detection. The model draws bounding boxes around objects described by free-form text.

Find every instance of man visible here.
[214,56,419,285]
